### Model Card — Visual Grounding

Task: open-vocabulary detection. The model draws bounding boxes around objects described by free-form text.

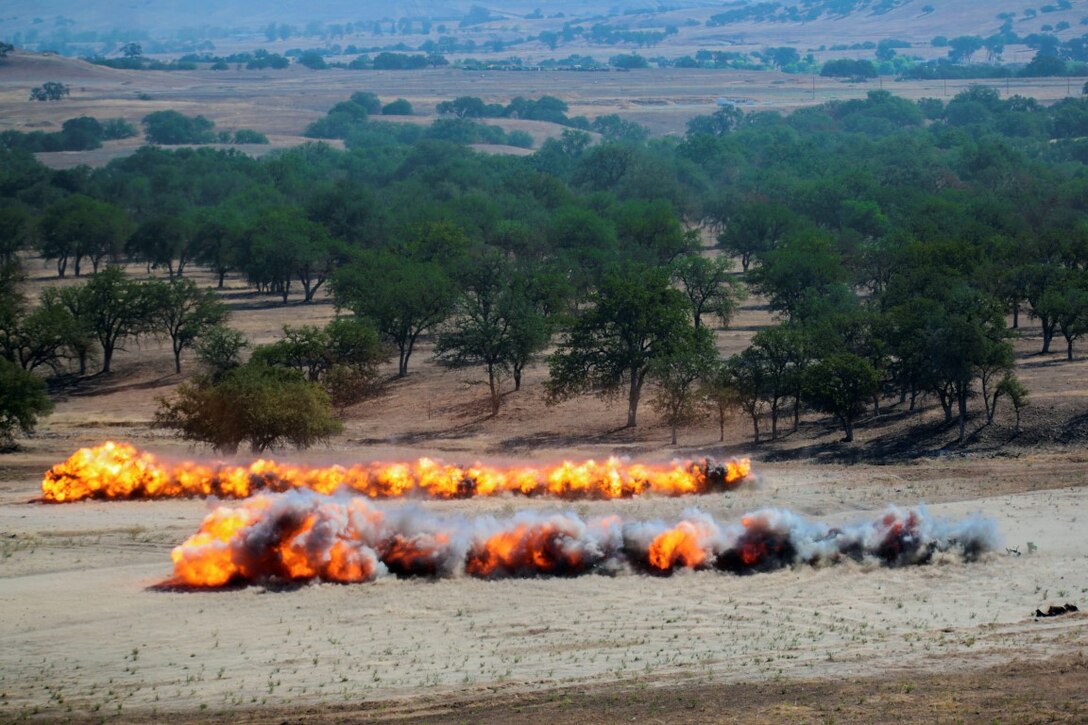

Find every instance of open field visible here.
[3,52,1088,150]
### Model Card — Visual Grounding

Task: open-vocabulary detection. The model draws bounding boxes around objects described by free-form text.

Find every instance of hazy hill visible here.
[2,0,1085,61]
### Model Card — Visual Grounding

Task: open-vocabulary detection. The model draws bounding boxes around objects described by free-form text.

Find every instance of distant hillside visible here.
[3,0,1086,64]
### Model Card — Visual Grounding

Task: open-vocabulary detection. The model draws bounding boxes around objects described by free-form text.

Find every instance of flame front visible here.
[167,492,998,587]
[41,442,752,503]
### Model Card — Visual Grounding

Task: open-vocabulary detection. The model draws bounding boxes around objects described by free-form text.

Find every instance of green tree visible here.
[670,254,742,329]
[79,267,153,374]
[243,208,337,303]
[0,205,32,266]
[435,255,550,416]
[127,216,193,278]
[0,291,80,375]
[686,106,743,137]
[0,357,53,449]
[649,326,716,445]
[748,325,809,440]
[251,318,386,386]
[48,286,97,375]
[436,96,487,118]
[333,251,455,377]
[702,361,741,443]
[995,373,1028,434]
[546,263,691,428]
[716,201,794,273]
[747,230,851,322]
[722,349,769,444]
[612,199,697,265]
[192,211,242,288]
[29,82,69,101]
[195,325,247,381]
[155,363,342,454]
[1037,272,1088,360]
[382,99,413,115]
[146,278,228,373]
[802,353,879,443]
[37,195,132,277]
[142,110,215,145]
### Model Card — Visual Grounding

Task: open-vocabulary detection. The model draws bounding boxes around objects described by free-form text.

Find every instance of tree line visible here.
[4,85,1088,450]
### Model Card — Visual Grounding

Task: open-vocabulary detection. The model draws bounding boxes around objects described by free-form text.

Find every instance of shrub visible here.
[154,363,342,454]
[233,129,269,144]
[0,357,53,450]
[381,98,413,115]
[142,110,216,144]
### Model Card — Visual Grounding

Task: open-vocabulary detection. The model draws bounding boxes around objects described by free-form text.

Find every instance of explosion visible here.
[167,490,999,587]
[41,442,752,503]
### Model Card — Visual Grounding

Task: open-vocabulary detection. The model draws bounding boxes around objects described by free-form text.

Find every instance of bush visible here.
[0,357,53,449]
[142,110,216,144]
[195,325,248,381]
[506,129,534,148]
[154,363,342,454]
[29,82,69,101]
[381,98,413,115]
[233,129,269,144]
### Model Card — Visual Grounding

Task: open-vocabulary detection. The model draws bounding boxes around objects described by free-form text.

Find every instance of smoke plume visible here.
[168,490,999,587]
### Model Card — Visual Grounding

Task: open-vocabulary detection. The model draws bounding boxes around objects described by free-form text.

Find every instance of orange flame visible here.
[467,521,587,577]
[42,442,752,503]
[647,521,711,571]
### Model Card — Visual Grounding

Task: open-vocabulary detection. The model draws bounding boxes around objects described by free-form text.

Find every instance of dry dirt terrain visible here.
[3,52,1087,148]
[0,256,1086,722]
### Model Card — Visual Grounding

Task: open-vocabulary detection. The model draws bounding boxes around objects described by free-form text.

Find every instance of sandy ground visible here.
[1,452,1086,721]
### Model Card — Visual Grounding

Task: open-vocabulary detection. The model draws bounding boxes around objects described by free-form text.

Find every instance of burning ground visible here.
[168,490,998,587]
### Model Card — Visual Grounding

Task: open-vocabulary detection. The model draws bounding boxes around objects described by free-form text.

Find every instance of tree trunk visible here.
[770,404,778,441]
[217,270,226,288]
[487,363,499,418]
[1041,320,1055,354]
[101,345,113,374]
[842,417,854,443]
[671,421,678,446]
[513,364,523,391]
[397,347,410,378]
[751,413,760,445]
[957,391,968,443]
[625,372,642,428]
[56,256,67,278]
[1011,301,1019,329]
[174,340,183,374]
[1068,337,1075,361]
[792,397,800,432]
[1015,407,1022,434]
[719,407,726,442]
[872,393,880,418]
[77,349,87,375]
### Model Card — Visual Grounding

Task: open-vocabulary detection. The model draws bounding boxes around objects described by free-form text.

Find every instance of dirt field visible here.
[3,52,1087,151]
